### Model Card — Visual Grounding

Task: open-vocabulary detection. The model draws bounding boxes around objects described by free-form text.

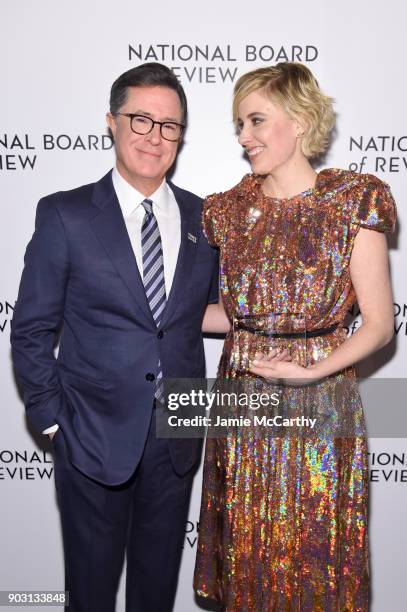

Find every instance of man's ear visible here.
[106,113,116,139]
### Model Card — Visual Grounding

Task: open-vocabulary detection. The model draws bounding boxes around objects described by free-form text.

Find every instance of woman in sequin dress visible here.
[194,63,396,611]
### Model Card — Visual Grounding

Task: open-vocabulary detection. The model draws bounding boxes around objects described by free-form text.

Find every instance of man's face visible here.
[107,85,183,195]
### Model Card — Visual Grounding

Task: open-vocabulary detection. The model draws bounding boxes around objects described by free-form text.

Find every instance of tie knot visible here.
[141,198,153,215]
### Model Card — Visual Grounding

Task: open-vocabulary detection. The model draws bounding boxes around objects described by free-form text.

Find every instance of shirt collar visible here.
[112,167,170,217]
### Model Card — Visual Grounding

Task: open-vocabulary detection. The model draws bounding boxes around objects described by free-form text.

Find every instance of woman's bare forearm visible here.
[202,300,231,333]
[310,318,393,378]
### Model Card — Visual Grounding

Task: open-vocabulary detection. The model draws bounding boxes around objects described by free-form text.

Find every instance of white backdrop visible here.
[1,1,406,610]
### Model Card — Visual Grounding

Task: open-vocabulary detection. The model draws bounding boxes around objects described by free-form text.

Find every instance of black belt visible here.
[234,322,338,339]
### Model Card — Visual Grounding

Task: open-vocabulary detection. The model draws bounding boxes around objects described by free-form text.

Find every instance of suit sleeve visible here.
[207,248,219,304]
[11,197,69,433]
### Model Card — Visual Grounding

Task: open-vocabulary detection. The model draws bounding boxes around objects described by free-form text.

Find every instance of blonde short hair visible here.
[233,62,335,159]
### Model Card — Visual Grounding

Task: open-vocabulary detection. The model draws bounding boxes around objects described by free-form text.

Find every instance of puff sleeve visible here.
[202,193,229,247]
[351,174,396,233]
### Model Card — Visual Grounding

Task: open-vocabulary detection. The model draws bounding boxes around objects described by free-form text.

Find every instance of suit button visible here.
[157,330,164,339]
[145,373,155,382]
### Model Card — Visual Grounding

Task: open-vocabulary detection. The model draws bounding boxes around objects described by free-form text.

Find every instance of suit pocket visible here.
[58,364,107,386]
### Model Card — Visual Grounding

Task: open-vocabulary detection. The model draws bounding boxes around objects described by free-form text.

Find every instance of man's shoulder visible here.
[42,182,94,207]
[39,171,112,214]
[167,181,203,207]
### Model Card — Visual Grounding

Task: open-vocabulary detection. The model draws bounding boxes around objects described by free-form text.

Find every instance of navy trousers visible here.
[52,407,195,612]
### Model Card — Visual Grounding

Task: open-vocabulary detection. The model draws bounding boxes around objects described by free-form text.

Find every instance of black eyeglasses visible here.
[115,113,184,142]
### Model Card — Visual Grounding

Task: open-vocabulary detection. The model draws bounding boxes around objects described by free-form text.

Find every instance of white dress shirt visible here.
[43,167,181,435]
[111,167,181,295]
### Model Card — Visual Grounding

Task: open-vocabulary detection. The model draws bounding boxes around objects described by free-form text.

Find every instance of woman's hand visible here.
[250,350,319,385]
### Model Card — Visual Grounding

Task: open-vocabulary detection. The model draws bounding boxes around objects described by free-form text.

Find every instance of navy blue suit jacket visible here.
[11,170,219,485]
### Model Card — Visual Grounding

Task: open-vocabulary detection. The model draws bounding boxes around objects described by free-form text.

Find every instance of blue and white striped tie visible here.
[141,198,166,403]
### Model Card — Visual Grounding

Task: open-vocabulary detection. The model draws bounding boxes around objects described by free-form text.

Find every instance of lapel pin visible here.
[187,232,197,243]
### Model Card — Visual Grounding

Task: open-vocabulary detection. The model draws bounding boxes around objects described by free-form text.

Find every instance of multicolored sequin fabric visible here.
[194,169,396,611]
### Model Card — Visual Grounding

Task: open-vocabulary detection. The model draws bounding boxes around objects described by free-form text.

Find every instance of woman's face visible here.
[237,90,303,175]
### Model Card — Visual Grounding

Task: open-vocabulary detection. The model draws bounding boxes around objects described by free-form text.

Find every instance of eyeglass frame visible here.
[114,112,185,141]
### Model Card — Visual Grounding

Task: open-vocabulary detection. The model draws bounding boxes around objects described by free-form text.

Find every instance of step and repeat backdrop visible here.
[1,1,406,610]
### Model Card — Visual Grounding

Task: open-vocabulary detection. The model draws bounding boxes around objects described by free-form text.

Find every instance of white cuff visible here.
[42,424,59,435]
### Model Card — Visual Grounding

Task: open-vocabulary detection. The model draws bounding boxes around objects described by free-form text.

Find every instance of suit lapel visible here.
[90,171,154,325]
[160,183,199,327]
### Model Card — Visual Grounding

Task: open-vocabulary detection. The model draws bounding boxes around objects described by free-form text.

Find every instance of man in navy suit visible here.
[11,63,218,612]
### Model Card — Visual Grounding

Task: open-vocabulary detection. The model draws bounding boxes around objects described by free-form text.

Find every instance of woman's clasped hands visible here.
[250,348,321,386]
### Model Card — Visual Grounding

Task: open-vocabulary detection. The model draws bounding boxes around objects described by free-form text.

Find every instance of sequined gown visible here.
[194,169,396,611]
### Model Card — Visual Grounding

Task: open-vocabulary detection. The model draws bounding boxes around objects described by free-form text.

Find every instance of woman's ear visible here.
[295,118,306,138]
